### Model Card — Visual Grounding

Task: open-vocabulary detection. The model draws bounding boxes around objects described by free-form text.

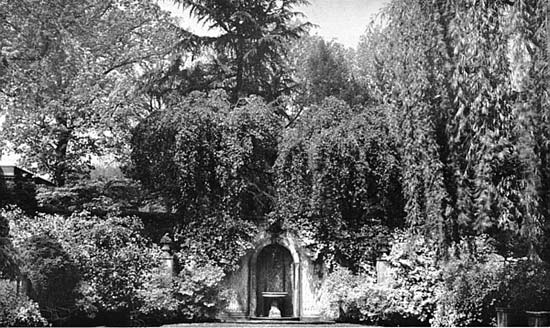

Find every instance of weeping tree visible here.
[128,91,282,267]
[273,98,404,270]
[358,0,550,260]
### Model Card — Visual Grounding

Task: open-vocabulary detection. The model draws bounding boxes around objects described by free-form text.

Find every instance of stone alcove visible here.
[248,236,301,318]
[221,232,323,321]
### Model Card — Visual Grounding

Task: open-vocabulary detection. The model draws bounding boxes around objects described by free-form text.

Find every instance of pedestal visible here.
[261,292,288,317]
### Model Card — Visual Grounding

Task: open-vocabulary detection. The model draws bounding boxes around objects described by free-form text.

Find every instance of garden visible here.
[1,0,550,326]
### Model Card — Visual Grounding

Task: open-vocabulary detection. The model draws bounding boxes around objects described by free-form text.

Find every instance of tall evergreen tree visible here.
[165,0,312,105]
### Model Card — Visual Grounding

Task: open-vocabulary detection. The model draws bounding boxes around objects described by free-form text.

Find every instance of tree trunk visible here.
[233,37,245,104]
[53,129,71,187]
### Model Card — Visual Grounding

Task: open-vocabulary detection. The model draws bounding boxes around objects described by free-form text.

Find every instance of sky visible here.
[159,0,388,49]
[298,0,388,48]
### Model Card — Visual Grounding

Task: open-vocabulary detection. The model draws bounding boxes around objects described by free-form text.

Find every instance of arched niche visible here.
[249,237,300,318]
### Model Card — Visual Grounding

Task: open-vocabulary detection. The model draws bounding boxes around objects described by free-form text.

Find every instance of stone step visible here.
[162,322,362,328]
[225,318,337,325]
[248,317,301,321]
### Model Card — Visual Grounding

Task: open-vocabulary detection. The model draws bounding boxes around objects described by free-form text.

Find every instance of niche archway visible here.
[249,239,300,318]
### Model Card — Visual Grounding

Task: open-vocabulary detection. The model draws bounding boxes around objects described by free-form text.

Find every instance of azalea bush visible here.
[318,266,375,321]
[138,262,226,325]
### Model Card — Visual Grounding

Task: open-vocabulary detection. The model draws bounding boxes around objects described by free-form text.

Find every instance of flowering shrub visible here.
[7,209,162,325]
[71,215,159,324]
[318,266,375,321]
[430,234,550,327]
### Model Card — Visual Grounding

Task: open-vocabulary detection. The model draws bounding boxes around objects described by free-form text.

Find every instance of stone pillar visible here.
[160,234,174,279]
[526,311,550,327]
[376,241,393,285]
[17,276,31,296]
[376,257,393,285]
[300,260,322,321]
[220,255,249,321]
[496,307,512,327]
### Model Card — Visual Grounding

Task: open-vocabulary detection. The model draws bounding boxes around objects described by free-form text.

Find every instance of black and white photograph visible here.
[1,0,550,327]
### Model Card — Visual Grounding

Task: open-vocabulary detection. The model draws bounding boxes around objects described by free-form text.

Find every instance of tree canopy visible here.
[0,0,177,185]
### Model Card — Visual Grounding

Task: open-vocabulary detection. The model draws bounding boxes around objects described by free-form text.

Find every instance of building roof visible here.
[0,165,55,186]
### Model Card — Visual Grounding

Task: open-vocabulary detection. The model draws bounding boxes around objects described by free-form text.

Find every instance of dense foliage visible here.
[3,0,550,325]
[36,178,147,214]
[130,91,281,267]
[321,231,550,327]
[274,98,404,269]
[130,91,280,218]
[289,36,364,107]
[358,0,550,259]
[320,231,438,326]
[138,262,226,324]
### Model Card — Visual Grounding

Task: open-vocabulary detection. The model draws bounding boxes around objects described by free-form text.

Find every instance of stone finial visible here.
[160,233,172,253]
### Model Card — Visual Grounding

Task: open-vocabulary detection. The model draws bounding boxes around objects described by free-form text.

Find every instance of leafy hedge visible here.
[19,233,80,324]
